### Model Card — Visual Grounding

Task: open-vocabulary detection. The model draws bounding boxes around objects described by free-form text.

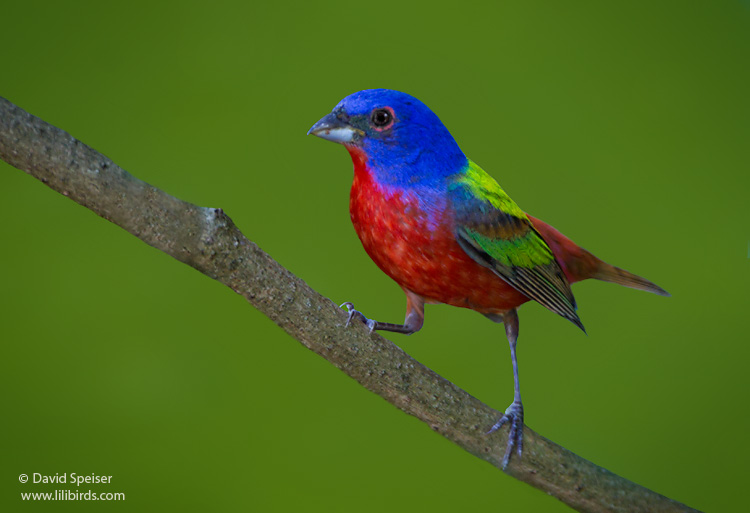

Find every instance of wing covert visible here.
[449,161,584,331]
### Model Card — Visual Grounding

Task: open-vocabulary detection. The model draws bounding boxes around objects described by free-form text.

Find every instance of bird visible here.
[307,89,669,468]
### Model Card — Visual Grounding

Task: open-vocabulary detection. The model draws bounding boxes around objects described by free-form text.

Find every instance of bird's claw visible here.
[340,302,376,333]
[487,401,524,469]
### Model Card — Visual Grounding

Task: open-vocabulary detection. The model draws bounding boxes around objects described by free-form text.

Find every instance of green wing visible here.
[450,160,584,331]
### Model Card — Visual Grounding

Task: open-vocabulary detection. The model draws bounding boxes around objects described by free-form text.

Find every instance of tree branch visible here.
[0,96,699,513]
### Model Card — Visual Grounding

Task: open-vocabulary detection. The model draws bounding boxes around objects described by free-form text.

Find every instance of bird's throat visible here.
[345,145,368,176]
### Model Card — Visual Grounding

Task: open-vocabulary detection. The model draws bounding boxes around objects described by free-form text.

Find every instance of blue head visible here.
[308,89,467,186]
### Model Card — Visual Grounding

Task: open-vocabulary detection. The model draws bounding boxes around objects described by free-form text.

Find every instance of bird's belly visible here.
[350,175,529,314]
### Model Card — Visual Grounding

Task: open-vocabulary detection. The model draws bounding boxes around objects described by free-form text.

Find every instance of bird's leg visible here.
[487,309,524,469]
[341,289,424,335]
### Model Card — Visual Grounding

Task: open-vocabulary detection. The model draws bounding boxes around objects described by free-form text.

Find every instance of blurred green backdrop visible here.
[1,1,748,511]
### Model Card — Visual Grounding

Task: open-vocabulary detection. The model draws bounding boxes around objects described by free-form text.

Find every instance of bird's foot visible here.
[340,302,376,333]
[487,401,524,469]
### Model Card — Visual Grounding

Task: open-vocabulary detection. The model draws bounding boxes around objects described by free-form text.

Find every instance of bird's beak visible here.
[307,112,363,144]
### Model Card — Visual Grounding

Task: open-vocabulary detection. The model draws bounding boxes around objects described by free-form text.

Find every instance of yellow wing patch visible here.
[460,160,527,219]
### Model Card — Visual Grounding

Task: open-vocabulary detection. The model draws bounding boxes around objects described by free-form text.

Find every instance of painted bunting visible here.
[308,89,668,468]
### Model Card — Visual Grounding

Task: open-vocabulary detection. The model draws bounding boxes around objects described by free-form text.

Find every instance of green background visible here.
[1,1,748,511]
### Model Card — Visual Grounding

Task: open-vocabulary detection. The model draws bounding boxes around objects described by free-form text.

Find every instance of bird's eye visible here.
[370,108,392,128]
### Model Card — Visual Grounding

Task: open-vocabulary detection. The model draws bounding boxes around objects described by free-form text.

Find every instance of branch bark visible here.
[0,96,700,513]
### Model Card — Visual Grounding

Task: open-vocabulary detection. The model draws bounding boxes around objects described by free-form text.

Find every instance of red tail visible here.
[589,261,670,296]
[528,215,670,296]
